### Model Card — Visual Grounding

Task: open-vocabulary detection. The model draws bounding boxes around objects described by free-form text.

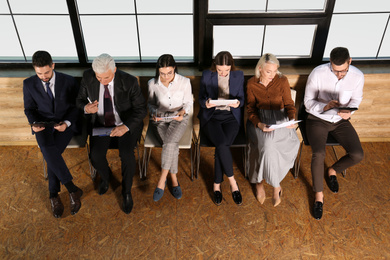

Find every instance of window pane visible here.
[14,15,77,61]
[80,15,139,61]
[9,0,68,14]
[76,0,135,14]
[334,0,390,13]
[138,15,193,61]
[324,14,389,59]
[0,16,24,60]
[209,0,266,13]
[213,26,264,58]
[0,0,9,14]
[263,25,316,57]
[268,0,326,12]
[378,26,390,58]
[136,0,192,14]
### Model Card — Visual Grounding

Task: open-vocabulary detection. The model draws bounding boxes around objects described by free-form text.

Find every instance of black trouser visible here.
[203,111,239,184]
[35,127,74,194]
[306,115,364,192]
[90,124,142,194]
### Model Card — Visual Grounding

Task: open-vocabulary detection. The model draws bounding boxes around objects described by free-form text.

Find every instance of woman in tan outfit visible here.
[246,53,299,207]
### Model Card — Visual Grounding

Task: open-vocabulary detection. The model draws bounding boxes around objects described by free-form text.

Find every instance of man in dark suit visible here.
[23,50,83,218]
[76,53,146,214]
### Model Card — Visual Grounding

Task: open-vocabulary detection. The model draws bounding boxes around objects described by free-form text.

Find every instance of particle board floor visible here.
[0,143,389,259]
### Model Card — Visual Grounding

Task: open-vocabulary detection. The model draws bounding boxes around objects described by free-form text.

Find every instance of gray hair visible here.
[92,53,116,74]
[255,53,281,78]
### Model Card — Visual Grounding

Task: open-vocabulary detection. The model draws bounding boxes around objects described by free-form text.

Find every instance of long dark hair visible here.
[211,51,236,72]
[154,54,177,83]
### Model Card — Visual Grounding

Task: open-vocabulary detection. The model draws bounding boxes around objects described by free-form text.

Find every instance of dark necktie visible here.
[46,82,54,112]
[104,84,115,126]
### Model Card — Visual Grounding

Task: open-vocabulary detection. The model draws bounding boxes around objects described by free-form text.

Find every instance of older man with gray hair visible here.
[77,53,146,214]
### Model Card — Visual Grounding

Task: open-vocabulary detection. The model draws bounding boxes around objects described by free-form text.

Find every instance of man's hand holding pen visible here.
[85,97,99,114]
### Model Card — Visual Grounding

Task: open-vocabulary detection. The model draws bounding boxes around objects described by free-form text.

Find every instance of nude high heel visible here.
[256,193,266,204]
[273,188,283,207]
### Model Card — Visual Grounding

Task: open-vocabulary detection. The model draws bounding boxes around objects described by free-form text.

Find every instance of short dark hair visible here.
[330,47,350,66]
[154,54,178,83]
[32,50,53,68]
[211,51,236,71]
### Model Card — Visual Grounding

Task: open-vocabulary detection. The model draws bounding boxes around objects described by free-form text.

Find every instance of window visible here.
[0,0,389,66]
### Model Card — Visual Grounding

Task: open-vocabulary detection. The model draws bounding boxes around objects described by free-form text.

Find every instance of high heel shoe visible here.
[231,182,242,205]
[272,188,283,207]
[256,193,266,205]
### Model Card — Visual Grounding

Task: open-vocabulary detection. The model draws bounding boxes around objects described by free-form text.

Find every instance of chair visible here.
[142,99,196,180]
[294,102,346,179]
[195,114,247,180]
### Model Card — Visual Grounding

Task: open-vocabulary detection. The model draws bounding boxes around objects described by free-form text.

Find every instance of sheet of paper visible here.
[92,127,115,136]
[155,116,179,120]
[209,99,238,106]
[268,120,301,130]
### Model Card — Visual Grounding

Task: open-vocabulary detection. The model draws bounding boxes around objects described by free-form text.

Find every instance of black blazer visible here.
[23,71,79,132]
[76,69,147,135]
[197,70,245,127]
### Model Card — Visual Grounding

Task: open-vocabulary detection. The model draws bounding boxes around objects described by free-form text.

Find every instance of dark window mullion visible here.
[67,0,87,64]
[134,0,142,62]
[376,14,390,58]
[6,0,27,62]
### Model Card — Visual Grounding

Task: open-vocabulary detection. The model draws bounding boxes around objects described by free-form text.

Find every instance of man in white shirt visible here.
[304,47,364,220]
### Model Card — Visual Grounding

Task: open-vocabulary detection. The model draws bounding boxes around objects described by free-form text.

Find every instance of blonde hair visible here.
[255,53,282,79]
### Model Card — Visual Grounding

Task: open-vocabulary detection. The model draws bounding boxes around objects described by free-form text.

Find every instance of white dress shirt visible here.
[147,73,192,116]
[304,63,364,123]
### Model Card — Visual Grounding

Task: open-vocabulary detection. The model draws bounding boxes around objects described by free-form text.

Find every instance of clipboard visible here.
[209,99,238,106]
[338,107,358,111]
[30,121,59,127]
[92,127,115,136]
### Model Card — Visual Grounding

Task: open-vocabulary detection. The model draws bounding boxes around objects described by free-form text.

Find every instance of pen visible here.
[87,97,92,104]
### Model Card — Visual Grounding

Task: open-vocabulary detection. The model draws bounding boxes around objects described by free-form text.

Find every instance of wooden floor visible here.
[1,142,389,259]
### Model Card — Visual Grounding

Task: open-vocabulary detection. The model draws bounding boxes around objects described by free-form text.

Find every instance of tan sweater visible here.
[246,74,296,127]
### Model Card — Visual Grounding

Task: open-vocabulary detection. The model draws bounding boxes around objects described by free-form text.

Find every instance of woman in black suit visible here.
[198,51,245,205]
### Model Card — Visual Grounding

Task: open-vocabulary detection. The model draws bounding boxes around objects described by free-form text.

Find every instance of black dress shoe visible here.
[98,180,109,195]
[69,188,83,215]
[313,201,323,220]
[327,175,339,193]
[50,196,64,218]
[213,190,222,206]
[232,184,242,205]
[123,193,133,214]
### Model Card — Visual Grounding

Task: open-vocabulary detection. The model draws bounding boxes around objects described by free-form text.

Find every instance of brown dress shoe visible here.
[50,196,64,218]
[69,188,83,215]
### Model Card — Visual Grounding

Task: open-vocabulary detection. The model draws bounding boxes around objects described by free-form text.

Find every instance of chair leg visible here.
[195,138,201,179]
[142,147,152,178]
[190,144,194,181]
[331,146,347,177]
[294,141,304,179]
[136,145,143,180]
[86,142,97,180]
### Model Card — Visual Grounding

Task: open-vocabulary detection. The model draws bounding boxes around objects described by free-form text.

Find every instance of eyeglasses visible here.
[159,71,174,77]
[330,64,349,75]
